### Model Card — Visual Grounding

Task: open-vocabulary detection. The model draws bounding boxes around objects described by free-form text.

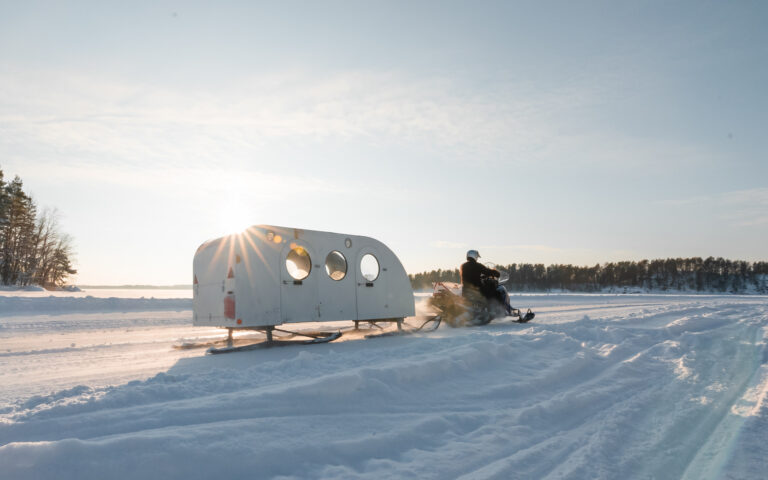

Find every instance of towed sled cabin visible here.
[193,225,415,335]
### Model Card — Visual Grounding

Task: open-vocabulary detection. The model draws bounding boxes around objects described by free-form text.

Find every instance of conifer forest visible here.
[410,258,768,293]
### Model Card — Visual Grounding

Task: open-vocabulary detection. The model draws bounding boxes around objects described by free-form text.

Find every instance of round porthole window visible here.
[360,254,380,281]
[325,251,347,281]
[286,247,311,280]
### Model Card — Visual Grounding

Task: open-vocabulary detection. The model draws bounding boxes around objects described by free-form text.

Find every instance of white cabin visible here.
[193,225,415,328]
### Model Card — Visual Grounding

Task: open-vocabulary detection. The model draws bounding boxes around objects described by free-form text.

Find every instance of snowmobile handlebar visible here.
[482,270,510,285]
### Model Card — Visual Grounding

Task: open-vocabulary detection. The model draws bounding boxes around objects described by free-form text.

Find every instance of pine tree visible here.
[0,168,6,284]
[0,168,77,287]
[0,176,36,284]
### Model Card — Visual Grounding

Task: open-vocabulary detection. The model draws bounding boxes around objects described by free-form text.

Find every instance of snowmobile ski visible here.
[511,308,535,323]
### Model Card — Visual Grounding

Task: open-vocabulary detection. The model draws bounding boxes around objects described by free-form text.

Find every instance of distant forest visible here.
[0,166,77,287]
[409,258,768,294]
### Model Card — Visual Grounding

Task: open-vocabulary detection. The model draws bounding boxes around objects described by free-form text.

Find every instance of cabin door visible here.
[317,249,357,321]
[279,241,320,323]
[355,246,390,320]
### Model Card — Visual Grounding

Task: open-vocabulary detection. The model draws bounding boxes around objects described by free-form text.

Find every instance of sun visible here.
[217,201,253,235]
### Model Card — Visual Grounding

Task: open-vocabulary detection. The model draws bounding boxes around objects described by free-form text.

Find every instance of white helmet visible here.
[466,249,480,260]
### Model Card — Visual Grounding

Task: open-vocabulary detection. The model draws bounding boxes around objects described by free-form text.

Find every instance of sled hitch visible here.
[363,315,442,339]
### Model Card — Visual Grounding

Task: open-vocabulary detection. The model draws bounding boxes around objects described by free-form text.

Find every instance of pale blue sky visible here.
[1,0,766,284]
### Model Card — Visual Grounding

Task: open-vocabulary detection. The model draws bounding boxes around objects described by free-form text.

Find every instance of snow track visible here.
[0,295,766,479]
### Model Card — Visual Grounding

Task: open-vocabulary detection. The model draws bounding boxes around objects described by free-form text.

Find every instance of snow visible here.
[0,288,192,317]
[1,293,767,479]
[0,296,191,316]
[0,287,193,299]
[0,285,46,292]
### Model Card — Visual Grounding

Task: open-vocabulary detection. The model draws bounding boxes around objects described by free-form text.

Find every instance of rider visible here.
[460,250,500,301]
[460,250,514,315]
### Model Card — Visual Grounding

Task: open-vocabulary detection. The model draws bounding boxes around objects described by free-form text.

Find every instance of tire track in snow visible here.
[446,302,767,479]
[681,307,768,480]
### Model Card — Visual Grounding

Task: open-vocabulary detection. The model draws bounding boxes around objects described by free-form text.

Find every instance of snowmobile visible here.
[428,266,535,327]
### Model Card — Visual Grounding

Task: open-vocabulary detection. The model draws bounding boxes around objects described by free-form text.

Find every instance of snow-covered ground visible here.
[1,293,766,479]
[0,287,193,299]
[0,288,192,318]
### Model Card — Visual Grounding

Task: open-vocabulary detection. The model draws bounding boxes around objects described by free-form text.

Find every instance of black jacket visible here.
[461,258,499,298]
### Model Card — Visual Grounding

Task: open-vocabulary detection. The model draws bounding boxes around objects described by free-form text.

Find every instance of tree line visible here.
[409,257,768,294]
[0,166,77,287]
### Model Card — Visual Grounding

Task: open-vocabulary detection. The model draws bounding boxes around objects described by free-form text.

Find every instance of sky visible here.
[0,0,766,285]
